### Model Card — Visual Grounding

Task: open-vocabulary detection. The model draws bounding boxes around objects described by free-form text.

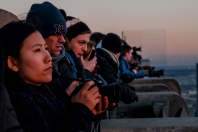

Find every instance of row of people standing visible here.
[0,1,138,132]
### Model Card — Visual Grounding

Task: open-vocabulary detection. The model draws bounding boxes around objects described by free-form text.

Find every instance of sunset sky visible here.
[1,0,198,65]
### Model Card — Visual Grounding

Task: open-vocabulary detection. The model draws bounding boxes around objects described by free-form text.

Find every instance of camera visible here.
[133,46,141,52]
[70,75,121,104]
[148,67,164,77]
[132,46,142,60]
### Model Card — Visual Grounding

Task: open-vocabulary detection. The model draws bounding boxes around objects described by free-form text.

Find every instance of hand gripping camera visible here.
[70,75,121,104]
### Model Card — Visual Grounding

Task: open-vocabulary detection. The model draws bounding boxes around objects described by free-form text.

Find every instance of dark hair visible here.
[83,41,96,59]
[90,32,106,44]
[0,20,37,92]
[121,45,132,55]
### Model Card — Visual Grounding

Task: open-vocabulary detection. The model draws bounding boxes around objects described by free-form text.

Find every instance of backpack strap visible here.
[65,52,77,79]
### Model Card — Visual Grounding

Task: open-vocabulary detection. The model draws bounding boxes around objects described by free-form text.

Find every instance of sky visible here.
[0,0,198,65]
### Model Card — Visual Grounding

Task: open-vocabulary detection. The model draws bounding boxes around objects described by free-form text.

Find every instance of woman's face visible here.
[16,31,52,85]
[69,33,90,58]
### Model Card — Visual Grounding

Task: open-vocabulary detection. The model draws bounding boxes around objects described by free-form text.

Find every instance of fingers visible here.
[92,96,109,115]
[65,80,80,96]
[103,96,109,110]
[88,85,99,94]
[97,95,102,110]
[80,55,85,63]
[109,103,116,108]
[93,96,100,105]
[79,81,95,92]
[72,80,81,86]
[90,56,97,64]
[91,89,100,100]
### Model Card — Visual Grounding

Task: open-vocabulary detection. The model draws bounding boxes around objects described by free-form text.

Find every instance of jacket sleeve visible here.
[119,83,138,104]
[98,66,118,84]
[0,84,23,132]
[10,93,50,132]
[98,65,138,104]
[135,71,144,78]
[119,57,135,77]
[85,69,94,79]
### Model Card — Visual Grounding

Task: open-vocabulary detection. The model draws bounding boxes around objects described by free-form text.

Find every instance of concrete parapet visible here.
[100,118,198,132]
[116,92,189,118]
[131,84,171,92]
[129,78,181,95]
[0,9,19,28]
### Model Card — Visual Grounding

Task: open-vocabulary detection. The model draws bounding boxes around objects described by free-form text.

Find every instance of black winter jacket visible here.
[47,50,86,106]
[48,50,86,91]
[0,83,22,132]
[0,46,22,132]
[96,48,138,104]
[8,82,95,132]
[47,50,102,131]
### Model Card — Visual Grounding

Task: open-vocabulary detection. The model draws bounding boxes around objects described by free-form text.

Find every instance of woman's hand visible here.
[71,81,100,112]
[132,69,137,74]
[80,55,97,72]
[92,96,108,115]
[92,96,116,115]
[65,81,81,96]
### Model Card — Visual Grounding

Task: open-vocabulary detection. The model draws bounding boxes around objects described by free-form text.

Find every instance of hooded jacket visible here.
[96,48,138,104]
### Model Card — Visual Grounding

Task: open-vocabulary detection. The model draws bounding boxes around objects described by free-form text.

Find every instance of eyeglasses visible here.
[56,34,66,40]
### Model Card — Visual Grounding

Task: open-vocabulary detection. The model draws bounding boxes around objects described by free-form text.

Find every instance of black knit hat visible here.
[66,16,91,41]
[102,33,122,54]
[26,2,67,38]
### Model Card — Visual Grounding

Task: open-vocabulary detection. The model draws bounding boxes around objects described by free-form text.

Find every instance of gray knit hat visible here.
[26,1,67,38]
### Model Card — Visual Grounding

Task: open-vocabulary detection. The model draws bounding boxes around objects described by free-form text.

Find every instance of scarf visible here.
[51,45,65,72]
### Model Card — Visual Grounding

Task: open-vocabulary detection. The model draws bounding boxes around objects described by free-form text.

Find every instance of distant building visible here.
[141,59,150,66]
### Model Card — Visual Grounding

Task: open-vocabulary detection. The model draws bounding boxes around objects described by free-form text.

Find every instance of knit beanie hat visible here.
[102,33,122,54]
[26,1,67,38]
[66,16,91,41]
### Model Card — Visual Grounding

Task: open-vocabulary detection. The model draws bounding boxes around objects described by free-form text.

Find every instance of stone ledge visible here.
[129,77,181,95]
[117,92,189,118]
[131,83,171,92]
[101,118,198,132]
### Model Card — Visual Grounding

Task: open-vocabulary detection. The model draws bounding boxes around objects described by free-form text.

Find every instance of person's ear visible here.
[7,56,19,72]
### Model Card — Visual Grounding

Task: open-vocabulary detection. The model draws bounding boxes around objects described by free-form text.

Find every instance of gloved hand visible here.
[119,84,138,104]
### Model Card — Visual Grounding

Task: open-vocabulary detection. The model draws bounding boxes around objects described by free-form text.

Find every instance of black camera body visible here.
[148,67,164,77]
[70,75,121,104]
[133,46,141,52]
[132,46,142,62]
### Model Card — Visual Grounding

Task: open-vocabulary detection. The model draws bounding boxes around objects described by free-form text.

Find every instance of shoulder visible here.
[9,92,44,117]
[9,92,37,108]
